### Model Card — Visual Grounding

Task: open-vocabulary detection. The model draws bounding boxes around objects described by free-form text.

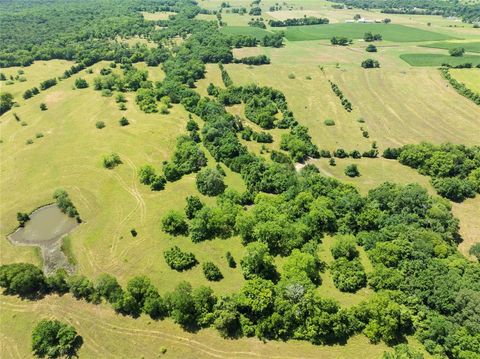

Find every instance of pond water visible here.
[8,204,79,274]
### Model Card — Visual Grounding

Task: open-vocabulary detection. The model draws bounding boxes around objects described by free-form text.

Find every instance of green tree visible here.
[345,164,360,177]
[185,195,204,219]
[196,168,226,196]
[202,262,223,281]
[240,242,278,281]
[102,153,122,169]
[0,263,46,298]
[0,92,14,115]
[74,78,88,89]
[331,235,359,260]
[161,210,188,236]
[449,47,465,57]
[32,320,82,358]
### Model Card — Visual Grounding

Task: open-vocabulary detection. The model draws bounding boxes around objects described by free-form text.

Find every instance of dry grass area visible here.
[141,11,176,20]
[450,68,480,92]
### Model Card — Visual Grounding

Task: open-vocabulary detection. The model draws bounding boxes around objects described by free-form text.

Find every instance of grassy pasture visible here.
[141,11,176,20]
[0,61,250,296]
[283,23,456,42]
[0,60,73,100]
[220,26,272,39]
[450,68,480,91]
[400,53,480,66]
[421,41,480,53]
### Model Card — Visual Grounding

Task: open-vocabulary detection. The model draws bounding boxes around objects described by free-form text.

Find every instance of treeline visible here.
[329,81,353,112]
[269,17,329,27]
[328,0,480,23]
[440,67,480,106]
[383,143,480,202]
[233,55,270,65]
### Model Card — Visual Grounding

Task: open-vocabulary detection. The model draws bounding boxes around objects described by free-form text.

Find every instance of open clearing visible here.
[400,53,480,66]
[450,68,480,92]
[283,23,456,42]
[141,11,176,20]
[220,26,272,39]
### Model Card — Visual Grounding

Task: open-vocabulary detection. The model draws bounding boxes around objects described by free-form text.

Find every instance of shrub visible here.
[40,103,48,111]
[324,118,335,126]
[345,164,360,177]
[164,246,198,271]
[0,263,46,297]
[53,189,80,219]
[449,47,465,57]
[26,139,33,145]
[95,121,105,129]
[366,44,377,52]
[138,165,156,185]
[331,236,359,260]
[196,168,226,196]
[185,195,204,219]
[202,262,223,281]
[361,59,380,68]
[163,162,182,182]
[329,158,336,166]
[74,78,88,89]
[115,93,126,103]
[161,210,189,236]
[32,320,82,358]
[330,258,366,292]
[17,212,30,227]
[102,153,122,169]
[226,251,237,268]
[119,117,129,126]
[288,73,295,79]
[36,132,44,138]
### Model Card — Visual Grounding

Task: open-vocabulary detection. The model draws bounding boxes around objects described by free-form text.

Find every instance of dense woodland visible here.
[0,0,479,358]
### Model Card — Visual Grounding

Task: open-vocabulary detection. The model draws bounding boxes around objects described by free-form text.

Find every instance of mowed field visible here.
[400,53,480,66]
[220,26,273,39]
[282,23,456,42]
[421,41,480,53]
[450,68,480,92]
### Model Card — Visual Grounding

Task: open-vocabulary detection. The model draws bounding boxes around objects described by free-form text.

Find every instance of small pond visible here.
[8,204,79,274]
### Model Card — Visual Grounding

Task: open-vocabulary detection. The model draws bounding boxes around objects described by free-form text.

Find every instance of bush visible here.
[202,262,223,281]
[163,162,182,182]
[95,121,105,129]
[432,177,475,202]
[449,47,465,57]
[32,320,82,358]
[119,117,129,126]
[102,153,122,169]
[324,118,335,126]
[74,78,88,89]
[196,168,226,196]
[226,251,237,268]
[0,263,46,297]
[361,59,380,68]
[330,258,366,292]
[164,246,198,271]
[185,195,204,219]
[53,189,80,219]
[331,236,359,260]
[161,210,189,236]
[17,212,30,227]
[366,44,377,52]
[40,103,48,111]
[345,164,360,177]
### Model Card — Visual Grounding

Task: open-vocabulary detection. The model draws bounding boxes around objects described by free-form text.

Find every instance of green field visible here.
[220,26,272,40]
[400,53,480,66]
[421,41,480,53]
[283,23,456,42]
[450,68,480,91]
